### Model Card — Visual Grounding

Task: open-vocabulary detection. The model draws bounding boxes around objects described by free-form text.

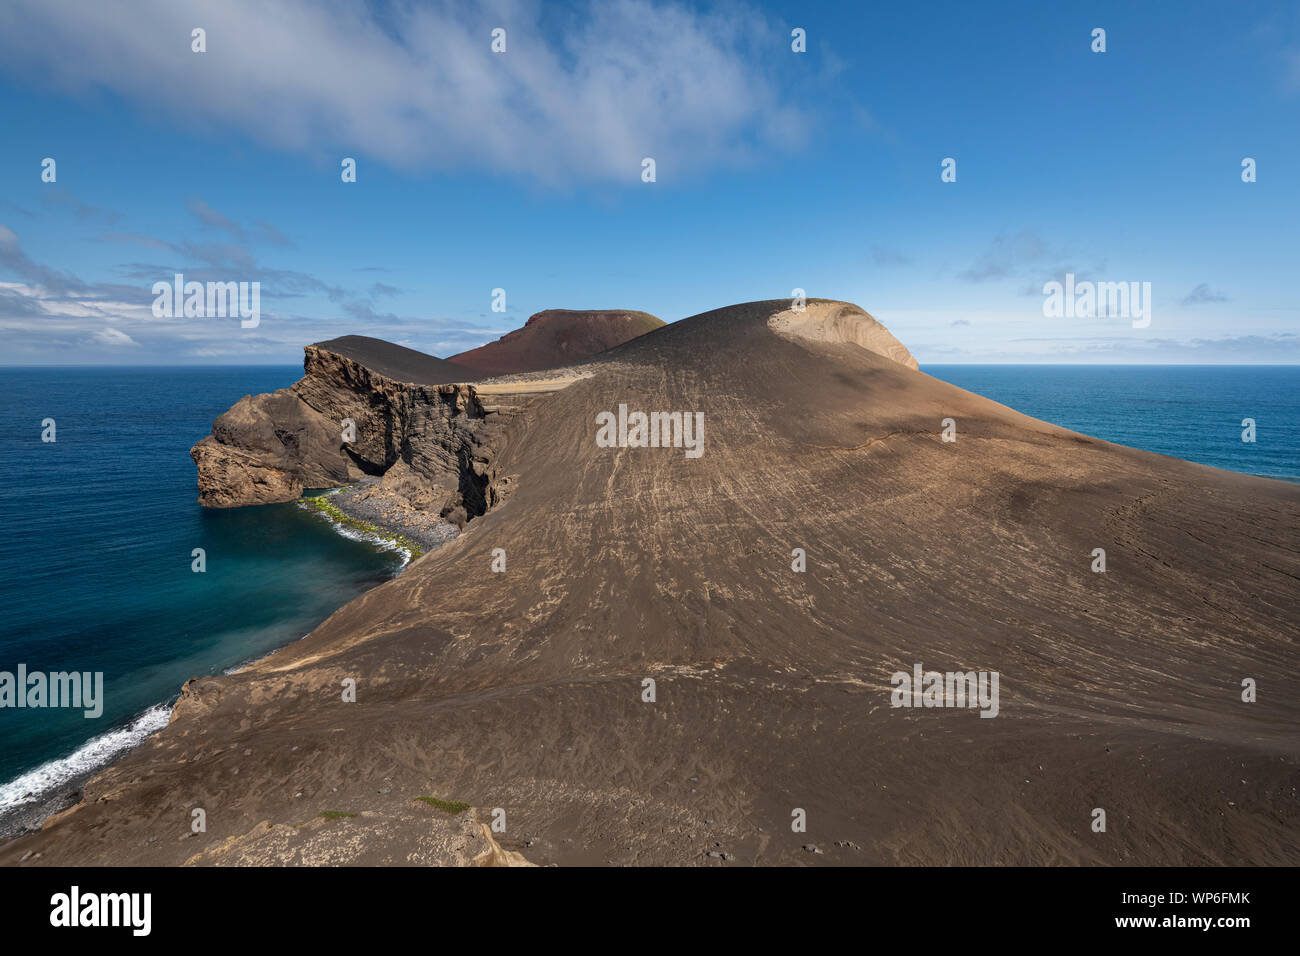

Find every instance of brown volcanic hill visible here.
[446,308,664,376]
[311,334,473,385]
[8,298,1298,867]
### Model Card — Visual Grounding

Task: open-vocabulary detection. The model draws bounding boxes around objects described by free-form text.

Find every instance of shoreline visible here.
[0,770,91,848]
[0,701,174,845]
[300,479,461,559]
[0,485,459,846]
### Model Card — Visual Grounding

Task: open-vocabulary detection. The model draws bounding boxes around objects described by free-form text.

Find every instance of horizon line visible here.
[4,361,1300,370]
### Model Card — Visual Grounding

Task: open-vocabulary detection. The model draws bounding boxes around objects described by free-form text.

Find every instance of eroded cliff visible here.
[190,344,519,524]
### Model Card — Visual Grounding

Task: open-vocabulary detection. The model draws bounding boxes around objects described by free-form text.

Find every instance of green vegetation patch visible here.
[294,810,359,827]
[298,494,425,559]
[415,796,471,814]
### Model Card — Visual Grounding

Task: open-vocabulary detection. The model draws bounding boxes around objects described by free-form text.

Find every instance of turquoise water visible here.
[924,365,1300,482]
[0,367,406,809]
[0,364,1296,811]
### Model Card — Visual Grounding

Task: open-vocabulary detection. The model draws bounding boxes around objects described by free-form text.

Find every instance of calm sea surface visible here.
[0,367,405,809]
[924,365,1299,482]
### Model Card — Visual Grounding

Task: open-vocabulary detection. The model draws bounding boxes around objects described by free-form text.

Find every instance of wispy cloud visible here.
[0,221,88,295]
[176,200,294,248]
[1182,283,1230,305]
[959,230,1048,283]
[871,245,912,267]
[102,226,341,300]
[0,219,504,362]
[0,0,806,186]
[42,188,122,225]
[187,198,246,242]
[953,230,1115,295]
[254,220,293,248]
[90,326,139,347]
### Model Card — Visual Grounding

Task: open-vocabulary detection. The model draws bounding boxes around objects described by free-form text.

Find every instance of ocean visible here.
[0,364,1296,814]
[0,367,407,813]
[924,365,1300,483]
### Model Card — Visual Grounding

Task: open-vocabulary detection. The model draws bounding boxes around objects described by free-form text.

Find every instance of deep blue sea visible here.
[0,364,1296,812]
[924,365,1300,483]
[0,367,407,811]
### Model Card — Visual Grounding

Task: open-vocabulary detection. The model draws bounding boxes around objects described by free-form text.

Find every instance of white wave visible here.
[296,497,412,571]
[0,701,174,812]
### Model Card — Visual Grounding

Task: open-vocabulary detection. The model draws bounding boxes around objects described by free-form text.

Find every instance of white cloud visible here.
[90,327,139,347]
[0,0,804,185]
[0,229,520,363]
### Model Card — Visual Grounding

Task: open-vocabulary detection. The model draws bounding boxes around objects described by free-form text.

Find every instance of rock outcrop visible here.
[191,310,664,516]
[190,344,521,522]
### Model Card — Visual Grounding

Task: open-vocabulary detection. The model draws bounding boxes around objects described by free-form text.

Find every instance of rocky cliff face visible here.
[190,344,519,523]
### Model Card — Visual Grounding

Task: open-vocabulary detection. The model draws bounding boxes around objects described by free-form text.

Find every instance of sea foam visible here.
[0,702,173,811]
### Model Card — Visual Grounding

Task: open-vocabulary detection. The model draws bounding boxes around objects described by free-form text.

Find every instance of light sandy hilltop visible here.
[768,300,920,370]
[6,298,1298,867]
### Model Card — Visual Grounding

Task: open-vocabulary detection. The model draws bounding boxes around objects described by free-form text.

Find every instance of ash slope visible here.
[311,335,473,385]
[447,308,664,377]
[8,299,1299,867]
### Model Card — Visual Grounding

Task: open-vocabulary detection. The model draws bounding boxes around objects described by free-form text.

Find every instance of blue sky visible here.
[1,0,1297,364]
